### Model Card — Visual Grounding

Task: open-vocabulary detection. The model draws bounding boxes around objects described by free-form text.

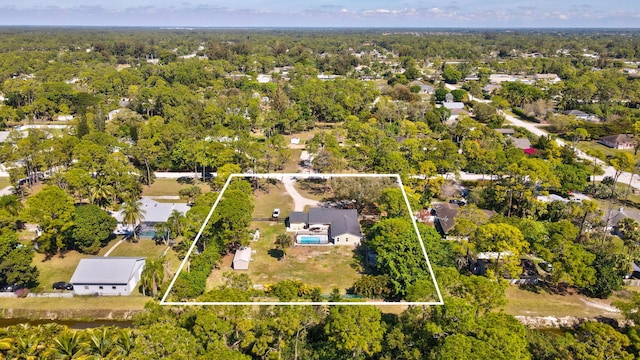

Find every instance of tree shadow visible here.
[268,248,284,260]
[177,176,195,185]
[297,179,327,197]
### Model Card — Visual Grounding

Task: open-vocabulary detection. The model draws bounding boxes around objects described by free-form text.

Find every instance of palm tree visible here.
[166,209,185,240]
[122,200,146,242]
[113,329,134,358]
[275,233,293,260]
[0,194,23,230]
[90,179,114,209]
[45,330,88,359]
[141,257,165,298]
[87,327,118,358]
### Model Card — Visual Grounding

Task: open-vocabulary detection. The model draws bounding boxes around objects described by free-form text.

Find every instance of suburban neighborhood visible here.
[2,26,640,359]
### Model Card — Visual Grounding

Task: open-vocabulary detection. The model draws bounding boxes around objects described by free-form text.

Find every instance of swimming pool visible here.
[297,235,329,244]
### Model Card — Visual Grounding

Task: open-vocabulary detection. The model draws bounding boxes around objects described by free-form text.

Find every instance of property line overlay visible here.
[160,173,445,306]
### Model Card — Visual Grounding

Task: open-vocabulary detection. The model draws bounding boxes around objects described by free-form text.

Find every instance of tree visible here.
[23,186,75,255]
[0,195,23,231]
[472,223,529,279]
[609,151,635,199]
[378,187,418,218]
[275,233,293,260]
[324,306,384,359]
[572,322,633,360]
[442,64,462,84]
[70,204,117,254]
[121,200,146,242]
[141,257,165,298]
[368,218,438,297]
[0,232,39,288]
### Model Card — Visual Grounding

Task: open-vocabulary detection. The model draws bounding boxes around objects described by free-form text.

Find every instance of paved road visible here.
[444,82,640,190]
[0,186,13,196]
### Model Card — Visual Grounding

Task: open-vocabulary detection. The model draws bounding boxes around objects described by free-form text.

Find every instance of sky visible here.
[0,0,638,28]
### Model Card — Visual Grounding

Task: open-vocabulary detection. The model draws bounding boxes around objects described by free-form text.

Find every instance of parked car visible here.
[52,281,74,290]
[1,283,25,292]
[272,208,281,218]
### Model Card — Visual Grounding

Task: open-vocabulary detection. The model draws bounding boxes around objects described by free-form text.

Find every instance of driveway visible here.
[281,175,319,211]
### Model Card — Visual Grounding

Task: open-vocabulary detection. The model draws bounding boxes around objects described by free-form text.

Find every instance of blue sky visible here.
[0,0,638,27]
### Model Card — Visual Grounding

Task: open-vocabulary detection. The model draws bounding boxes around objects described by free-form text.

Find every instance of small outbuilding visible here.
[70,257,146,296]
[233,247,252,270]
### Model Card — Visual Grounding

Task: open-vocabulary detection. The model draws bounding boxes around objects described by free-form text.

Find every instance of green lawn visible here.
[141,178,210,197]
[207,221,361,295]
[576,140,637,162]
[252,182,294,219]
[33,251,93,292]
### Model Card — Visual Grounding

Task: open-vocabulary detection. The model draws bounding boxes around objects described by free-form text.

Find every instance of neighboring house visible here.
[256,74,271,83]
[489,74,517,84]
[604,207,640,234]
[599,134,635,149]
[534,73,561,83]
[112,197,190,238]
[432,203,495,236]
[535,194,569,203]
[410,81,435,94]
[56,114,74,121]
[233,247,252,270]
[495,128,515,136]
[432,203,459,235]
[442,102,465,110]
[70,257,145,296]
[107,109,122,121]
[566,110,601,123]
[482,84,501,94]
[287,208,362,245]
[511,137,532,150]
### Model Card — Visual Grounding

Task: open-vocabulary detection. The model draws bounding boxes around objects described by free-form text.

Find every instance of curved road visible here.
[444,83,639,189]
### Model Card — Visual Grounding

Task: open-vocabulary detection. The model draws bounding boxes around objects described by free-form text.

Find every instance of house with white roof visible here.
[70,257,145,296]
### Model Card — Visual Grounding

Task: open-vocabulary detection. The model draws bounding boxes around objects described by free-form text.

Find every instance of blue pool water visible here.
[298,235,328,244]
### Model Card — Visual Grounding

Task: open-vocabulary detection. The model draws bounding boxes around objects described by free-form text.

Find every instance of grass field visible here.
[0,296,149,317]
[33,251,94,293]
[283,149,303,173]
[0,177,10,189]
[504,286,622,318]
[252,181,294,219]
[141,178,210,197]
[206,221,361,295]
[576,140,637,162]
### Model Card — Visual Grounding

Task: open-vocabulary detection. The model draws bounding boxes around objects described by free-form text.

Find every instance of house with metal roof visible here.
[70,257,145,296]
[287,208,362,246]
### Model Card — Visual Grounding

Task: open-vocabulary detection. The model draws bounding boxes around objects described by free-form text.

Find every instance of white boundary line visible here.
[160,173,444,306]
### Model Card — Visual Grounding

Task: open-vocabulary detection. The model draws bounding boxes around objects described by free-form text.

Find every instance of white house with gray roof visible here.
[70,257,145,296]
[287,208,362,246]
